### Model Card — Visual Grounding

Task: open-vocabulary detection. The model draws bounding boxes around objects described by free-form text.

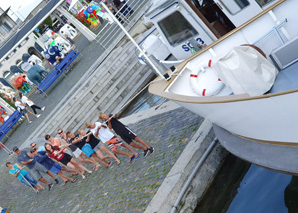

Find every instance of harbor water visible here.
[195,153,297,213]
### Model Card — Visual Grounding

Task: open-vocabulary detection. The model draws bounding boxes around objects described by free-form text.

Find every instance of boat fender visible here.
[189,60,224,96]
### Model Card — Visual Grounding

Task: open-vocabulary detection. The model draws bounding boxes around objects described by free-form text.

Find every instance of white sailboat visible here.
[147,0,298,174]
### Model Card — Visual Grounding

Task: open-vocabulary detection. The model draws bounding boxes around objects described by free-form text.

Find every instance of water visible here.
[195,154,298,213]
[120,87,166,118]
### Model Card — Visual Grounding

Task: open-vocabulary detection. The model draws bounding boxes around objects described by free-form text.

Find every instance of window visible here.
[0,22,12,35]
[219,0,250,15]
[3,71,13,82]
[255,0,274,7]
[158,11,198,46]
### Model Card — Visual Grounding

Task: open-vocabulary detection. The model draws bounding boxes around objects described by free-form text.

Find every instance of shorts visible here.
[106,136,123,151]
[72,147,82,158]
[119,127,137,144]
[82,143,95,157]
[92,141,104,152]
[21,108,28,114]
[20,173,38,187]
[30,162,48,180]
[60,153,72,165]
[50,163,62,175]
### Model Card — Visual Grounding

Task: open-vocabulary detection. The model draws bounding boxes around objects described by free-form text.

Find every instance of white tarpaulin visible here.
[213,46,278,96]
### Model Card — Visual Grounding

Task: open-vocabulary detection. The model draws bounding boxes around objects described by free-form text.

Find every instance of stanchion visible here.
[0,142,13,155]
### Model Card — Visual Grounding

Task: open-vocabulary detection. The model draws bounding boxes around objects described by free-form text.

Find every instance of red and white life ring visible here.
[188,60,224,96]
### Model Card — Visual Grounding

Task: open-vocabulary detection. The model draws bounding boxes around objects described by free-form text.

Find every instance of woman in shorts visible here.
[45,143,90,179]
[78,129,120,165]
[67,132,112,170]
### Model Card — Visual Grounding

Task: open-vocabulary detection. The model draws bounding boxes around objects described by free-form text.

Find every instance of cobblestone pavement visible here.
[0,107,203,212]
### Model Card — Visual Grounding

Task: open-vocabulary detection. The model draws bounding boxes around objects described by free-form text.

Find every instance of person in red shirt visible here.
[45,143,89,180]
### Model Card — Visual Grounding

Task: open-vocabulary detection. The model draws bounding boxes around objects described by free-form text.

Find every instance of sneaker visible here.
[144,149,149,157]
[88,170,93,174]
[28,121,32,124]
[48,183,54,191]
[149,147,155,154]
[55,179,59,184]
[82,175,86,180]
[36,114,41,118]
[41,106,45,111]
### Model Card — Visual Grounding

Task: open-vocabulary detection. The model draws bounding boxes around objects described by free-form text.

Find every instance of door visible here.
[213,0,262,27]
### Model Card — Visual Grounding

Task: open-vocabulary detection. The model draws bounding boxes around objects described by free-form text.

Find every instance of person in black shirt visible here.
[78,129,120,165]
[67,132,111,170]
[98,112,154,157]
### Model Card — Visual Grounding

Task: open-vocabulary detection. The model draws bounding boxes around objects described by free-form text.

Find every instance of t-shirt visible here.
[17,149,36,169]
[15,101,25,110]
[106,114,126,135]
[70,134,85,149]
[37,146,45,152]
[21,96,34,106]
[90,122,114,143]
[86,130,100,149]
[9,164,28,181]
[61,135,77,152]
[48,146,65,162]
[34,151,55,170]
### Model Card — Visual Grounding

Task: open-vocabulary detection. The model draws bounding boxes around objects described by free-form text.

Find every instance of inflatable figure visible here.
[77,4,113,26]
[44,45,63,65]
[84,6,100,26]
[28,54,42,66]
[26,64,49,86]
[10,74,32,95]
[59,24,78,39]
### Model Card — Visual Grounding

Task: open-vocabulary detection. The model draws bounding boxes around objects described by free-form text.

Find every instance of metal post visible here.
[0,142,13,155]
[100,2,166,80]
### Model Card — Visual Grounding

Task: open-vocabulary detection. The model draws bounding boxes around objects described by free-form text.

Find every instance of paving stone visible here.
[0,107,203,212]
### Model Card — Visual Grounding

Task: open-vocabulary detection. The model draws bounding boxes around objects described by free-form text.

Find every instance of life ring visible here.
[188,59,224,96]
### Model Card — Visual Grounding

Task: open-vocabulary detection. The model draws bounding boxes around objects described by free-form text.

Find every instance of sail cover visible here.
[213,46,278,96]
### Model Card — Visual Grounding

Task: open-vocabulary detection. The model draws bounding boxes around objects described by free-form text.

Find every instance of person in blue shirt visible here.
[13,146,55,191]
[6,162,45,193]
[29,148,76,185]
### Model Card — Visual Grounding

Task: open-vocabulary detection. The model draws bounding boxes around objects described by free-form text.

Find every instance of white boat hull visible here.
[174,91,298,144]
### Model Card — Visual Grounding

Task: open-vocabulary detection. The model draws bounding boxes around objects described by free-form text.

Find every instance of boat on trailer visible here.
[148,0,298,175]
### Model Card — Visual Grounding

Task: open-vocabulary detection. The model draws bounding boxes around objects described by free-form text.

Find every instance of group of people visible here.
[13,93,45,123]
[7,112,154,193]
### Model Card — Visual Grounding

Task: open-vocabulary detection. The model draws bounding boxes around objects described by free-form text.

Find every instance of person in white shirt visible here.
[19,93,45,116]
[85,121,137,163]
[13,97,38,123]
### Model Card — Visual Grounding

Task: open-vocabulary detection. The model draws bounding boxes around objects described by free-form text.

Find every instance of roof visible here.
[0,0,63,61]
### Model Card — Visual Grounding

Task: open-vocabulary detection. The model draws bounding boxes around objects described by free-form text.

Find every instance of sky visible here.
[0,0,43,21]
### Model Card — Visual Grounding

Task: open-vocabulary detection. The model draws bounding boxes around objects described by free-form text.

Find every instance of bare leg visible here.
[27,110,37,117]
[112,148,133,161]
[38,177,51,185]
[57,171,75,182]
[100,145,120,164]
[67,161,84,178]
[94,149,109,164]
[61,166,77,174]
[36,183,45,190]
[91,153,108,167]
[77,155,96,168]
[121,143,138,156]
[70,158,91,174]
[25,113,31,123]
[134,137,151,149]
[46,171,57,180]
[129,142,147,151]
